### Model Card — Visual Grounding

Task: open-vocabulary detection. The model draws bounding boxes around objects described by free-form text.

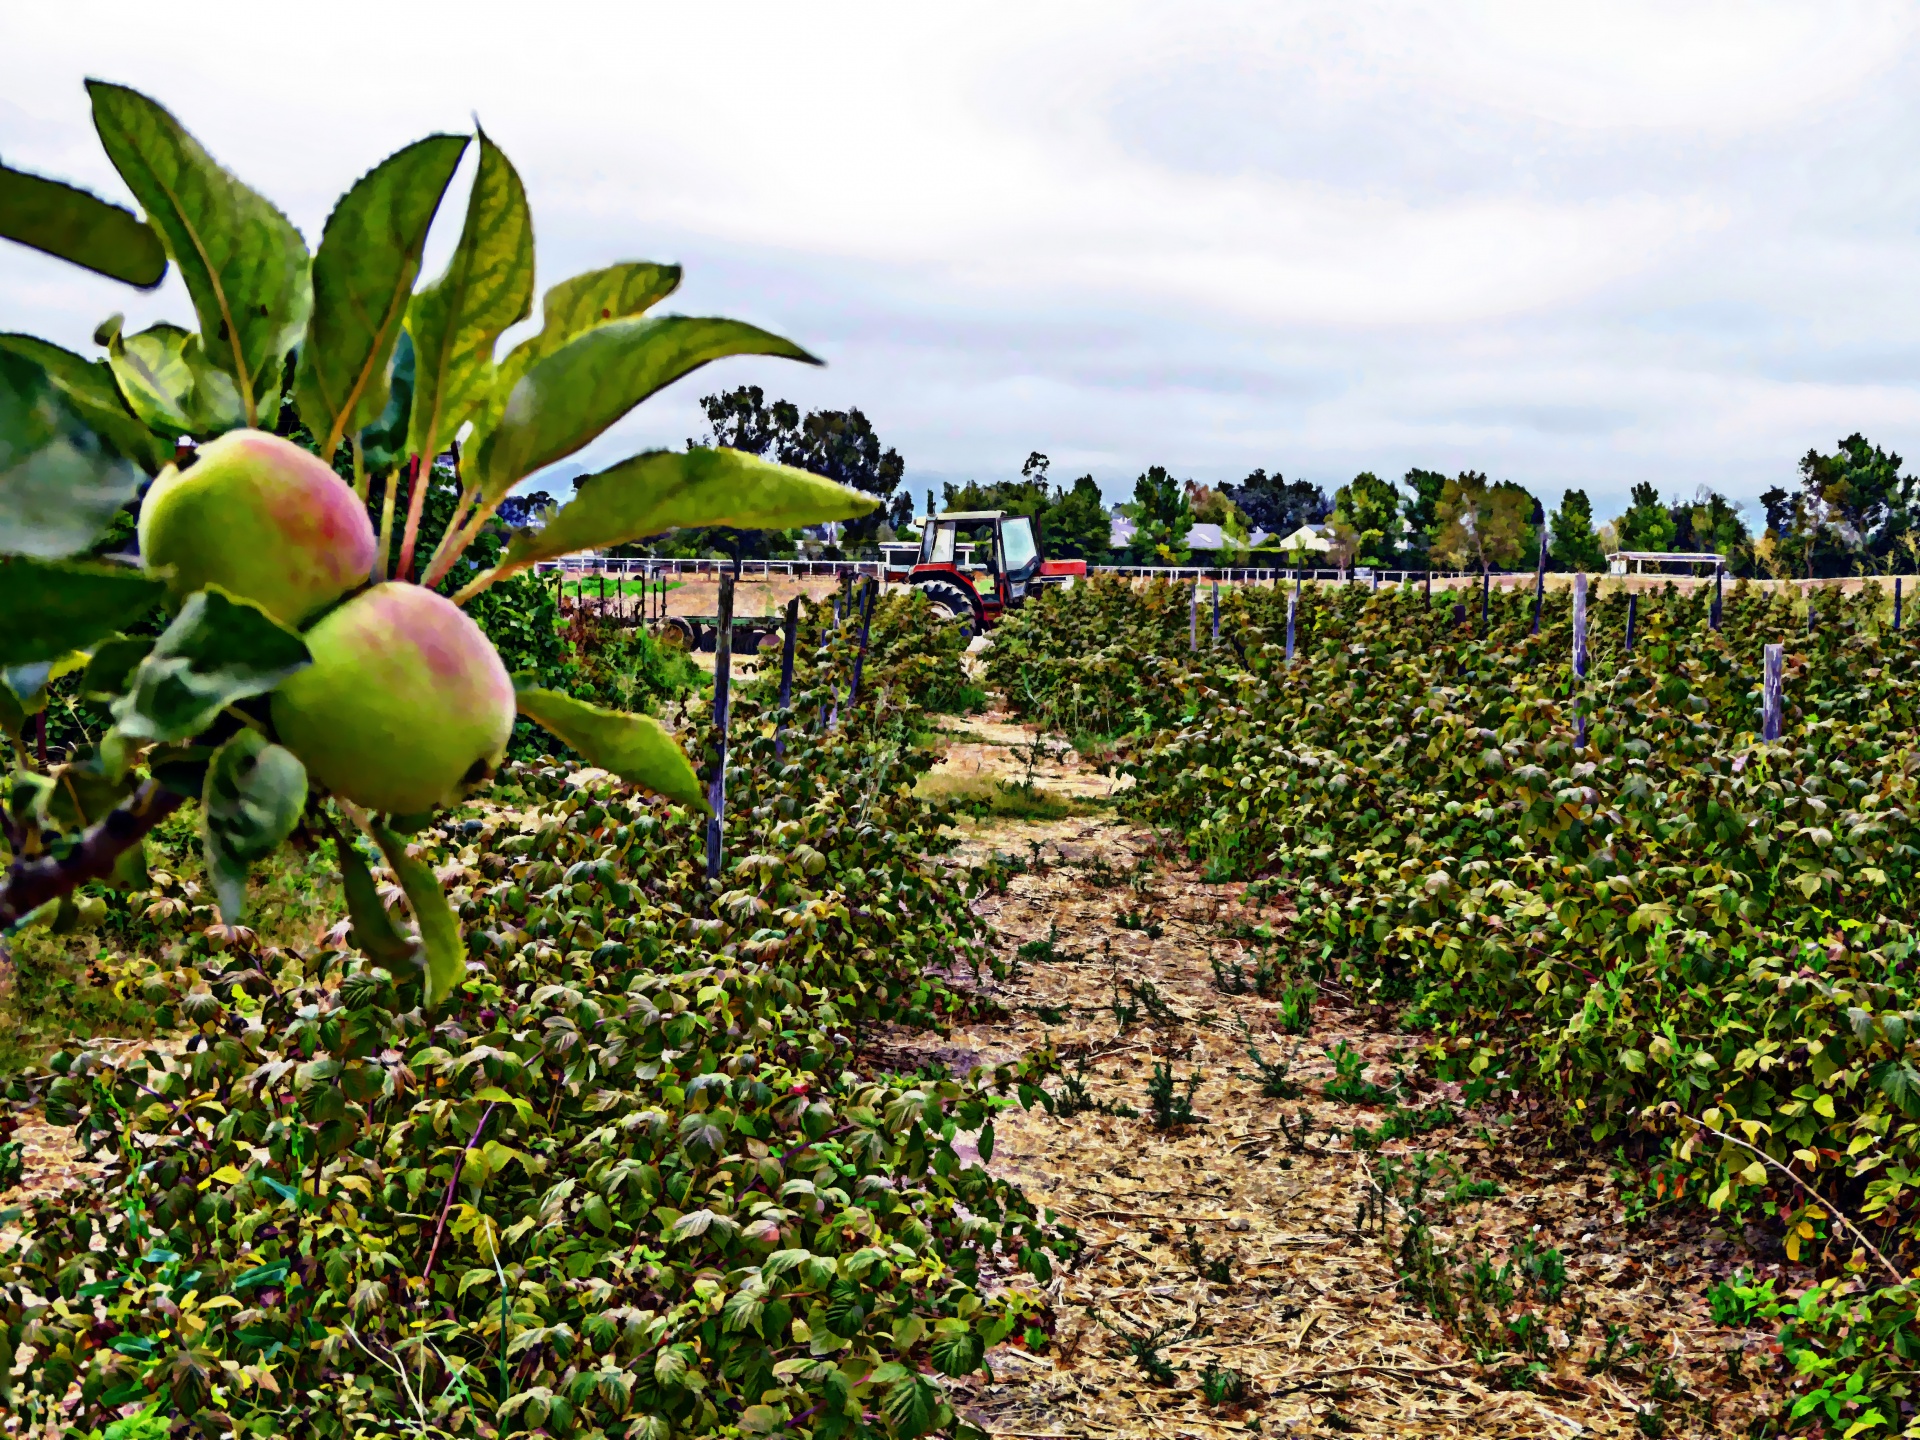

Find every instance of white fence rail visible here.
[532,555,1492,585]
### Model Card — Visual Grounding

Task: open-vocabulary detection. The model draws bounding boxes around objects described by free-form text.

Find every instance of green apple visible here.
[138,428,376,626]
[271,582,515,815]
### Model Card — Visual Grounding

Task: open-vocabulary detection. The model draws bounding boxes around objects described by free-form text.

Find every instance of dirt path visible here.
[886,727,1784,1439]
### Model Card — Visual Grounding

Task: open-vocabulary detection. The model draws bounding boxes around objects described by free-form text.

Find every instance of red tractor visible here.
[909,510,1086,635]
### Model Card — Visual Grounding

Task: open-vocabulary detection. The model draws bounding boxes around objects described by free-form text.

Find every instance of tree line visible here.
[1024,435,1915,577]
[517,385,1918,579]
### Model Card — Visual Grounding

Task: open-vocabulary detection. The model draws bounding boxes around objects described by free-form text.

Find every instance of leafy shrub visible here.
[0,643,1074,1437]
[1053,572,1920,1430]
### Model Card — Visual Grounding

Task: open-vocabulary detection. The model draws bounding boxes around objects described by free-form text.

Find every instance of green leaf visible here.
[296,135,469,458]
[111,586,309,743]
[0,160,167,287]
[104,322,244,438]
[720,1286,765,1334]
[0,555,162,666]
[88,81,312,426]
[360,329,414,474]
[369,820,465,1008]
[471,261,681,438]
[1876,1060,1920,1120]
[405,131,533,467]
[501,447,878,570]
[880,1372,941,1439]
[202,728,307,923]
[34,747,135,832]
[334,827,415,967]
[80,634,154,699]
[928,1327,985,1378]
[0,348,148,559]
[823,1277,866,1337]
[472,317,818,502]
[653,1345,690,1388]
[0,677,24,748]
[0,334,171,472]
[513,686,704,809]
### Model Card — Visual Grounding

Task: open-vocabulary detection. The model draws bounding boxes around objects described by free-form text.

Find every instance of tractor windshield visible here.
[1000,516,1039,575]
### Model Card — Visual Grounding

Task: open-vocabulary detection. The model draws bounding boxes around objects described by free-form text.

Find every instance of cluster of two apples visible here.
[138,430,516,816]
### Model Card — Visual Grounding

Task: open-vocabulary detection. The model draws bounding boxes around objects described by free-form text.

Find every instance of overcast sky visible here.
[7,2,1920,523]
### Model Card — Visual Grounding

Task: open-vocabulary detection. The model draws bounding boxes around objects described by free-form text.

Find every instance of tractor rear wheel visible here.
[916,579,978,640]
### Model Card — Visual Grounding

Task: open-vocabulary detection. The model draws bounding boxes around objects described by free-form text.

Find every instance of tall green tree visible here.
[1329,471,1402,567]
[1400,467,1448,568]
[1433,471,1535,571]
[693,385,907,550]
[1669,489,1750,565]
[696,383,800,456]
[1044,474,1113,561]
[1548,488,1605,571]
[1614,482,1677,553]
[787,406,906,546]
[1221,468,1329,536]
[1764,434,1918,576]
[1126,465,1193,563]
[940,455,1111,561]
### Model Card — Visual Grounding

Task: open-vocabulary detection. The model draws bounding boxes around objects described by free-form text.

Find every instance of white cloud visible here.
[7,0,1920,522]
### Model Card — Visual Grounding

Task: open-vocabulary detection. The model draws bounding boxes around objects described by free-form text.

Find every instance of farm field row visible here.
[984,573,1920,1437]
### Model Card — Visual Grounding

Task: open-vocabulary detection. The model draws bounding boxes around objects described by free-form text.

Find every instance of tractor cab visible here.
[910,510,1086,633]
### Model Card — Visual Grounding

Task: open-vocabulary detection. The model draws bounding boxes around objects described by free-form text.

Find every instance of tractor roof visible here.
[934,510,1011,521]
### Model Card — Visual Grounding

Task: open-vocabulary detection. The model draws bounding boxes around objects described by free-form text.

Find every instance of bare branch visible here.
[0,780,184,929]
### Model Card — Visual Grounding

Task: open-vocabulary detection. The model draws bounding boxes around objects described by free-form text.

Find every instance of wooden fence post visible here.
[706,566,736,881]
[1480,570,1490,635]
[1763,643,1784,742]
[1423,570,1431,606]
[1286,589,1297,664]
[774,597,799,759]
[1625,593,1636,655]
[1710,568,1723,631]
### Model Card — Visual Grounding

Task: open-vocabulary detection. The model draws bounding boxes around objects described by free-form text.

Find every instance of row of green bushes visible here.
[1001,574,1920,1436]
[3,598,1064,1439]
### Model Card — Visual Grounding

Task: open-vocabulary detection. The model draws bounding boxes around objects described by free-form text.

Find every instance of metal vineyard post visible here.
[1573,572,1588,747]
[706,566,736,881]
[842,576,876,716]
[1531,526,1548,636]
[1286,589,1297,664]
[1763,643,1784,742]
[775,596,799,759]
